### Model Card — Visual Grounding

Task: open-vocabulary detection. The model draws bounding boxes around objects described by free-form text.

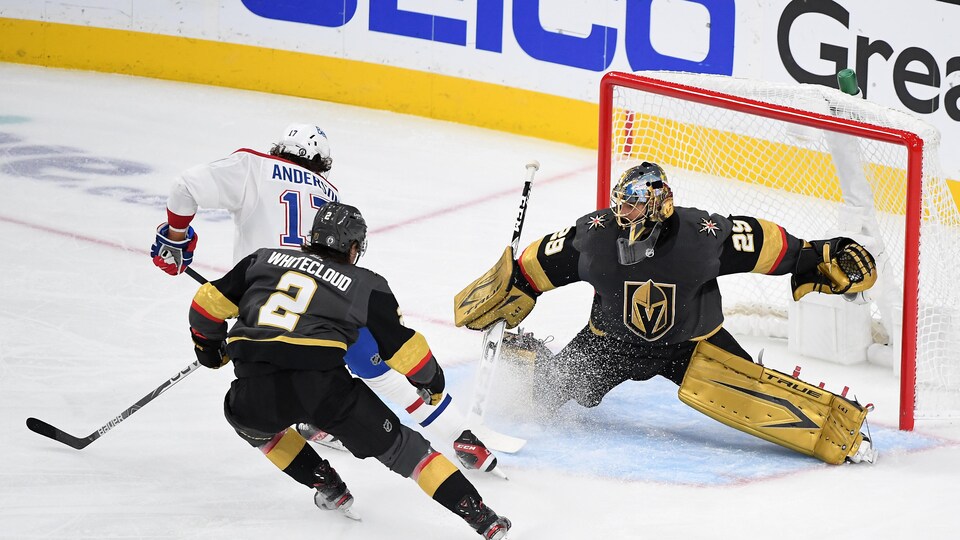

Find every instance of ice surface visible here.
[1,63,958,539]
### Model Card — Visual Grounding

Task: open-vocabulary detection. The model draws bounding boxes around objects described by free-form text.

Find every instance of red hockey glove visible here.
[151,223,198,275]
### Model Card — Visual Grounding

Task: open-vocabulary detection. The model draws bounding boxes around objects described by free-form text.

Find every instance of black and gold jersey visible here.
[189,248,438,383]
[515,207,803,346]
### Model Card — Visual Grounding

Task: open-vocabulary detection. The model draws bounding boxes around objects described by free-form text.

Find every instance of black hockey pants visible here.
[223,366,402,459]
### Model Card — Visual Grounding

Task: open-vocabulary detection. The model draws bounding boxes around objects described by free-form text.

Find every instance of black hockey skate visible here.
[456,494,511,540]
[454,429,499,473]
[312,459,360,520]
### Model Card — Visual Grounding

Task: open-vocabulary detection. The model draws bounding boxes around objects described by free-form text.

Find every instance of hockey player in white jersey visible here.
[150,124,501,475]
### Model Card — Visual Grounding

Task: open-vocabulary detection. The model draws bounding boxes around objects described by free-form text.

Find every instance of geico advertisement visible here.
[234,0,959,174]
[2,0,958,175]
[223,0,737,97]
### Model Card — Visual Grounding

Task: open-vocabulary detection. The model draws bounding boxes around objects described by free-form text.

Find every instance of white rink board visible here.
[2,0,959,178]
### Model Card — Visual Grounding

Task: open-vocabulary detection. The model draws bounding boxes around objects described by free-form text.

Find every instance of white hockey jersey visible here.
[166,148,341,263]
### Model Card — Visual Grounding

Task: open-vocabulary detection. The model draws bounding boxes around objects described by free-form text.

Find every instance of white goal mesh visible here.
[598,71,960,429]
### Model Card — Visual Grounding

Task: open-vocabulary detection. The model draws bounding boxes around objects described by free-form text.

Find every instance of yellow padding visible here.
[678,341,866,464]
[751,219,787,274]
[227,335,347,349]
[262,428,306,470]
[454,247,514,327]
[385,332,431,376]
[518,238,557,293]
[193,283,238,321]
[414,452,459,497]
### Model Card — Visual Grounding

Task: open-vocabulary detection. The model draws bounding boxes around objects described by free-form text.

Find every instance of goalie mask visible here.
[611,162,675,265]
[611,162,675,228]
[309,202,368,261]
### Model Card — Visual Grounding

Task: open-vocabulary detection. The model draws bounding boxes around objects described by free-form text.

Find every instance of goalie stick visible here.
[465,161,539,454]
[26,269,210,450]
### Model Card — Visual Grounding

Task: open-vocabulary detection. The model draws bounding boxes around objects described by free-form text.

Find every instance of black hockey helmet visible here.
[309,202,367,259]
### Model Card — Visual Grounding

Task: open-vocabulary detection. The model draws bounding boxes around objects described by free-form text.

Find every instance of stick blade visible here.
[26,417,58,439]
[472,424,527,454]
[26,417,93,450]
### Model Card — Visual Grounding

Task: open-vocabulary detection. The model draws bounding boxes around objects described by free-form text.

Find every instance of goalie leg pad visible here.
[678,340,868,464]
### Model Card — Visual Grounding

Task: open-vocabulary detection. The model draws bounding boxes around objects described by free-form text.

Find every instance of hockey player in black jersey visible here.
[456,161,879,465]
[189,202,510,539]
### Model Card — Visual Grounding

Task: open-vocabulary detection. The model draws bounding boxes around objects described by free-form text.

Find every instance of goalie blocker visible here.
[679,340,870,465]
[454,247,538,330]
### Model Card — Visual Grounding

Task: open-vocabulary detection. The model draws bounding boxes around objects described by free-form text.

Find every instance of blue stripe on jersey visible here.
[420,393,453,427]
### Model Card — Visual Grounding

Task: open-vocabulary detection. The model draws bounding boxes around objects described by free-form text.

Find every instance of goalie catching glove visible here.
[454,247,539,330]
[791,237,877,301]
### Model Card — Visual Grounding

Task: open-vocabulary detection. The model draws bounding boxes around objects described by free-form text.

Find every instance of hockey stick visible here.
[466,161,539,453]
[184,266,207,285]
[26,362,203,449]
[26,268,210,450]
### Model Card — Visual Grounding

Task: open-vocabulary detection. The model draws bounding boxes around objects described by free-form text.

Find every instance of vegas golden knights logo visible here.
[623,280,676,341]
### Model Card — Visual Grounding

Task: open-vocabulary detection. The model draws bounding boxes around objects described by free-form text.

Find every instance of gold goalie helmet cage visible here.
[610,161,675,228]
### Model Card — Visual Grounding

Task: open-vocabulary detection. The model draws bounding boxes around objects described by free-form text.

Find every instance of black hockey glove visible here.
[190,328,230,369]
[410,365,446,406]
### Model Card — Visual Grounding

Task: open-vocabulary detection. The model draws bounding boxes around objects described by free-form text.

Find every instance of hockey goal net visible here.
[598,71,960,431]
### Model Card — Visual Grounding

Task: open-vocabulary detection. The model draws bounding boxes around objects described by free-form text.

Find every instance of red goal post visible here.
[597,71,960,431]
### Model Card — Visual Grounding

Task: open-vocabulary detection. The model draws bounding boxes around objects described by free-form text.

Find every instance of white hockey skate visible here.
[846,435,878,464]
[297,423,348,452]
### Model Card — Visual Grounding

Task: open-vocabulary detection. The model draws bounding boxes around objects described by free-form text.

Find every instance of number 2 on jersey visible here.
[280,190,327,246]
[258,272,318,331]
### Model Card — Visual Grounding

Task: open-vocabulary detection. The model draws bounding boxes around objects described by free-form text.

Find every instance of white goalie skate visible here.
[847,435,878,464]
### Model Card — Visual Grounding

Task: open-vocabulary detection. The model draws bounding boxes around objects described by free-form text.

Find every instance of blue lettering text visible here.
[240,1,736,76]
[513,0,616,72]
[241,0,357,28]
[369,0,466,45]
[625,0,735,74]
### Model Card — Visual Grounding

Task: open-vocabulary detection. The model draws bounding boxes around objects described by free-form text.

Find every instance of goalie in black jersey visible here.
[456,161,879,465]
[188,202,510,539]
